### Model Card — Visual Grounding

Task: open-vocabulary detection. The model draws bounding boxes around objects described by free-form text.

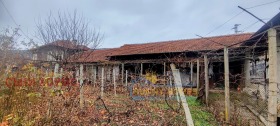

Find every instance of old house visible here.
[107,33,252,89]
[30,40,89,62]
[242,12,280,100]
[69,33,254,98]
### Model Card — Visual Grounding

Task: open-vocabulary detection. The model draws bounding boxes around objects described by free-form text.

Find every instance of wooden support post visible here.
[101,67,104,98]
[204,55,209,106]
[170,64,194,126]
[125,70,128,87]
[75,65,79,83]
[45,68,49,76]
[122,63,124,85]
[53,63,59,88]
[277,30,280,118]
[224,47,230,123]
[169,75,174,97]
[140,63,143,76]
[164,62,166,85]
[93,65,97,87]
[244,52,251,87]
[60,67,63,79]
[113,68,116,96]
[79,64,84,108]
[267,28,278,126]
[54,63,59,78]
[108,66,111,83]
[190,62,193,83]
[163,62,166,76]
[196,59,200,96]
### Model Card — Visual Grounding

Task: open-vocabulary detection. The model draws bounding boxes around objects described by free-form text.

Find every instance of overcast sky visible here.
[0,0,279,49]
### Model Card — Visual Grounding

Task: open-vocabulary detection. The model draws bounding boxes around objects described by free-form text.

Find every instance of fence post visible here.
[140,63,143,76]
[101,67,104,98]
[92,65,97,87]
[60,67,63,79]
[204,55,209,106]
[190,62,193,83]
[75,65,79,83]
[197,59,200,96]
[267,28,278,126]
[113,68,116,96]
[54,63,59,78]
[125,70,128,87]
[163,62,166,75]
[224,47,230,123]
[122,63,124,85]
[79,64,84,108]
[244,52,251,87]
[164,62,166,85]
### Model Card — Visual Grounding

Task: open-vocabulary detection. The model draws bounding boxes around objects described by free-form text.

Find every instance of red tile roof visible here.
[72,48,118,63]
[73,33,253,63]
[110,33,253,56]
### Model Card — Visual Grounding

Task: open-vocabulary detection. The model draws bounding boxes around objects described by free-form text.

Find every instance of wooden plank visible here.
[246,105,267,125]
[170,64,194,126]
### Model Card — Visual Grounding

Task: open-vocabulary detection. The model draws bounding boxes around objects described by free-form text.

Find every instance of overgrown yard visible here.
[208,90,266,126]
[0,83,218,125]
[0,64,218,125]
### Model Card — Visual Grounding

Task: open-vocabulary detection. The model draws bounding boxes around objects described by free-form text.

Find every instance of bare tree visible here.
[35,10,103,63]
[36,10,102,47]
[35,10,103,109]
[0,27,21,64]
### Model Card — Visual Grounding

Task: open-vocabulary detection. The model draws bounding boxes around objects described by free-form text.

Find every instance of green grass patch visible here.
[187,96,218,126]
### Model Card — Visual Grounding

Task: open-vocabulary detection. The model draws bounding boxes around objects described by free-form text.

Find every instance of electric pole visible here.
[232,24,241,34]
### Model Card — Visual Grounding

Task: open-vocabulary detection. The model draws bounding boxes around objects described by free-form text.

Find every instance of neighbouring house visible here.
[30,40,89,62]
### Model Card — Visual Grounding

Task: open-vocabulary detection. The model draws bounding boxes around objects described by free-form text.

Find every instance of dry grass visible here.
[1,83,219,126]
